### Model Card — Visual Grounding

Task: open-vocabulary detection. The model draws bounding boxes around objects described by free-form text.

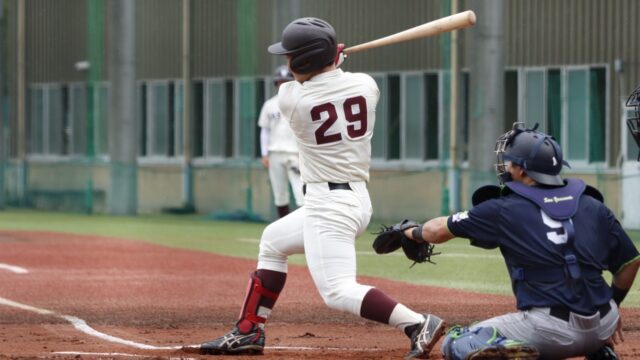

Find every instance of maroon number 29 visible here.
[310,96,368,145]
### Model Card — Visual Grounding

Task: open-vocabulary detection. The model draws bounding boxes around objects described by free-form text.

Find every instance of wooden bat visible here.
[343,10,476,55]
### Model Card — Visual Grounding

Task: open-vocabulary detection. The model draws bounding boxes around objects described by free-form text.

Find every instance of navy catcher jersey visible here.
[447,187,640,315]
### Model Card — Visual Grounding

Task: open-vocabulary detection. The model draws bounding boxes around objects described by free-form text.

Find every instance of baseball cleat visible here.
[585,345,618,360]
[405,313,446,360]
[196,325,265,355]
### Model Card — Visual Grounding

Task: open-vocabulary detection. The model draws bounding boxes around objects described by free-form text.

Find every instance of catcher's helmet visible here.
[495,123,570,186]
[273,65,293,86]
[625,85,640,161]
[268,17,337,74]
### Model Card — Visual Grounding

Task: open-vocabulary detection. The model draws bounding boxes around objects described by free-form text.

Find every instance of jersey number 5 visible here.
[541,210,570,245]
[310,96,368,145]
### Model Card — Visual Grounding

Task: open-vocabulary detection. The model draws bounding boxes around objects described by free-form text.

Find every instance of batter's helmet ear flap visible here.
[290,42,336,74]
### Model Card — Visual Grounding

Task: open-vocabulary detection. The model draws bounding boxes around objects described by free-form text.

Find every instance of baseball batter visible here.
[194,17,445,359]
[258,65,304,218]
[399,124,640,359]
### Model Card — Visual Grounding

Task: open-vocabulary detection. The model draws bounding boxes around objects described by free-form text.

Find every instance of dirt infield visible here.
[1,231,639,359]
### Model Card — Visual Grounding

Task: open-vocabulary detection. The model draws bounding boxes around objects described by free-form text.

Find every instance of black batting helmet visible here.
[268,17,337,74]
[495,123,570,186]
[625,85,640,161]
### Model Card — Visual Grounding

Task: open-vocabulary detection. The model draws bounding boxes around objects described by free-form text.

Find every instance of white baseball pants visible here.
[472,300,619,359]
[268,152,304,207]
[257,181,373,315]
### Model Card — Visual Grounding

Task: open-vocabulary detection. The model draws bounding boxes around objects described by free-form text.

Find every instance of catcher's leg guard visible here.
[441,326,539,360]
[236,269,286,333]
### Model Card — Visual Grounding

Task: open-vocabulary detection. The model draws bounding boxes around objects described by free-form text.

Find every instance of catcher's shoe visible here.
[405,314,446,360]
[585,345,618,360]
[198,325,265,355]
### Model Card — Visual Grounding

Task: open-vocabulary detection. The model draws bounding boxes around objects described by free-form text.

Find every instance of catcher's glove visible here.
[373,220,439,267]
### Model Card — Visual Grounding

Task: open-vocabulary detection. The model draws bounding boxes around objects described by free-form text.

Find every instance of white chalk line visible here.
[53,352,151,358]
[0,296,181,350]
[0,263,29,274]
[268,345,383,352]
[62,315,181,350]
[0,296,383,353]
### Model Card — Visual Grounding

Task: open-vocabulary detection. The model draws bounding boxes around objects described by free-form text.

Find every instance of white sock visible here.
[388,303,424,331]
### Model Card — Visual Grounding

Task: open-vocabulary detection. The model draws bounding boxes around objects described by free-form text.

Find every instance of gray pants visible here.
[472,300,619,359]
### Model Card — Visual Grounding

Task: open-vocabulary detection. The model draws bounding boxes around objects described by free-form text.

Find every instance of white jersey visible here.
[257,95,299,153]
[278,69,379,184]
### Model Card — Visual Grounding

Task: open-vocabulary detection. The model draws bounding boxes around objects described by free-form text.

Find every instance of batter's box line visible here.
[0,296,385,353]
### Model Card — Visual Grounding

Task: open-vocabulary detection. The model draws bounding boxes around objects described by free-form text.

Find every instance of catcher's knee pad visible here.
[238,271,282,327]
[441,325,537,360]
[441,325,503,360]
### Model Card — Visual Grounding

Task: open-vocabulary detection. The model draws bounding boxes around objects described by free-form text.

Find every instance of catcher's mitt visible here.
[373,220,439,267]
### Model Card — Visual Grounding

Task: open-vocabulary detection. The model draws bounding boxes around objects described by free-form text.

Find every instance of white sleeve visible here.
[260,127,270,156]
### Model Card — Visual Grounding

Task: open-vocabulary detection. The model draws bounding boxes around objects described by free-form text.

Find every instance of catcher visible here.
[375,123,640,360]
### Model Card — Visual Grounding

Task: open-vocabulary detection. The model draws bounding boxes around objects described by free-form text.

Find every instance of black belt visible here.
[302,182,352,195]
[549,303,611,321]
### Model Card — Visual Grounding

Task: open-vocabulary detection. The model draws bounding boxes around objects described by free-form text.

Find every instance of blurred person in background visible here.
[258,65,304,218]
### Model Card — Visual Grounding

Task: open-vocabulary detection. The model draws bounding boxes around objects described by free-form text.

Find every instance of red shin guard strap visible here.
[239,272,281,325]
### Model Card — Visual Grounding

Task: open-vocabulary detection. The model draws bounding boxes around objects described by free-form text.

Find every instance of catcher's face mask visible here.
[626,85,640,161]
[494,122,569,186]
[494,122,527,184]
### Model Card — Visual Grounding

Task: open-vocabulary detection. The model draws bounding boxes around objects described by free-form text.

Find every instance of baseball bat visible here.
[343,10,476,55]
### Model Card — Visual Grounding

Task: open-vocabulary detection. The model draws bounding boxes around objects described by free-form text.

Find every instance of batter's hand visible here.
[334,43,347,68]
[261,155,269,168]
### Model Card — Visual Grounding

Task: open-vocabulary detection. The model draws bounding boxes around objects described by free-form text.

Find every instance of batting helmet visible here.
[273,65,293,86]
[268,17,337,74]
[625,85,640,161]
[495,123,570,186]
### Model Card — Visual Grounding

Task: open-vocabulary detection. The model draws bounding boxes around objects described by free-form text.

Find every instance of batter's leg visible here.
[302,188,444,358]
[195,208,306,355]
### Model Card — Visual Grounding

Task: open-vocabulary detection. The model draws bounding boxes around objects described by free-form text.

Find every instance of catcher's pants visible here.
[268,151,304,207]
[472,300,619,359]
[257,181,373,315]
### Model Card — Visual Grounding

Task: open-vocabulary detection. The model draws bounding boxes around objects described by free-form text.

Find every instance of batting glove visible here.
[334,43,347,68]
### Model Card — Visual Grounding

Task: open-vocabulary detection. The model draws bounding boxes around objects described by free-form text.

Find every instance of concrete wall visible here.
[11,162,625,224]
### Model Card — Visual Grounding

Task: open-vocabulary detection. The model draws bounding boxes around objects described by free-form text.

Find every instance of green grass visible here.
[1,209,639,306]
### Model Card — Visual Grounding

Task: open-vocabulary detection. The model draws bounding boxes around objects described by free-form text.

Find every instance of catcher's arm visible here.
[373,219,441,266]
[404,216,455,244]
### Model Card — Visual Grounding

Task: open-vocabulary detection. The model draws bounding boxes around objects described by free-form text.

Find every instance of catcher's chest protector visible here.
[505,179,587,282]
